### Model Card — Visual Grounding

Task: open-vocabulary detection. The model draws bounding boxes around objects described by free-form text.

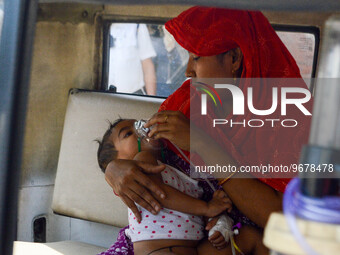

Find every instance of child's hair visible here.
[96,118,125,173]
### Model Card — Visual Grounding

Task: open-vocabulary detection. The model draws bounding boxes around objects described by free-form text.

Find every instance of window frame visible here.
[0,0,37,254]
[101,16,170,99]
[101,20,320,96]
[272,24,320,92]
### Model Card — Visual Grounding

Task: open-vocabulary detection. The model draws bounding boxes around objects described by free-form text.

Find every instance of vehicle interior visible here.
[0,1,339,255]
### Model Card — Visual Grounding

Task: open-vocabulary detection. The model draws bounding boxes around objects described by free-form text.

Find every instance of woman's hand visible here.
[105,159,166,222]
[145,111,191,151]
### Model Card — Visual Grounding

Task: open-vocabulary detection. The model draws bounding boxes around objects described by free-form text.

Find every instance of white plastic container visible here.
[264,212,340,255]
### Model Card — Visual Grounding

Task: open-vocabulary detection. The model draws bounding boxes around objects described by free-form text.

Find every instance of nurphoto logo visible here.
[196,81,312,128]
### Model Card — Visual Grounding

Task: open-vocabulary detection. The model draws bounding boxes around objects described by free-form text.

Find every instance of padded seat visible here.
[52,90,164,227]
[14,90,164,254]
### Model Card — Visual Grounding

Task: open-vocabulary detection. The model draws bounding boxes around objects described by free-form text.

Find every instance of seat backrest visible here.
[52,90,164,227]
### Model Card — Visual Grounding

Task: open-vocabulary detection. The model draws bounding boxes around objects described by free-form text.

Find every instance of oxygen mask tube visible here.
[168,136,240,255]
[283,177,340,255]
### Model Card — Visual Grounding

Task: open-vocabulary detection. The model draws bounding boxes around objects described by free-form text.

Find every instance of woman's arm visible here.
[221,178,283,228]
[104,159,166,222]
[146,110,283,228]
[134,151,232,218]
[192,127,283,227]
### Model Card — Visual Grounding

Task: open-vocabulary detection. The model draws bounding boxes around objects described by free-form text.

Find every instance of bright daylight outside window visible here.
[107,23,188,97]
[106,22,317,97]
[276,31,316,88]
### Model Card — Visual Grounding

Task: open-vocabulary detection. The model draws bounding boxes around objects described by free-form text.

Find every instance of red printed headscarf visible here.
[160,7,313,193]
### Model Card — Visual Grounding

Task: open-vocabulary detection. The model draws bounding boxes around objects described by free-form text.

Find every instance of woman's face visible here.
[185,52,234,78]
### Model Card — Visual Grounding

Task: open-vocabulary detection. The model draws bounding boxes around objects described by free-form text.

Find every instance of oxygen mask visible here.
[134,119,164,150]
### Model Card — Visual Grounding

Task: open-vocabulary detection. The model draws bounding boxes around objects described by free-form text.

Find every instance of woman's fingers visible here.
[153,131,174,141]
[145,112,169,127]
[134,166,166,200]
[128,179,161,213]
[145,111,177,128]
[104,159,166,221]
[145,110,190,150]
[120,194,141,222]
[147,123,172,138]
[124,187,156,214]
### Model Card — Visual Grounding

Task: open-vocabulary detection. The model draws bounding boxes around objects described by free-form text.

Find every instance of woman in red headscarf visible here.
[103,6,312,255]
[146,5,312,222]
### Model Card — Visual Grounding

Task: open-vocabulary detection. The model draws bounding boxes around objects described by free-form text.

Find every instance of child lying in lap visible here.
[97,119,267,255]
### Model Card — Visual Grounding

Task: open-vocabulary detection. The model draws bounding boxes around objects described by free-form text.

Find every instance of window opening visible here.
[104,22,319,96]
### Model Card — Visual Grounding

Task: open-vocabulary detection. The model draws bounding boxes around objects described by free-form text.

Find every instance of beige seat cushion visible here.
[13,241,106,255]
[52,90,163,227]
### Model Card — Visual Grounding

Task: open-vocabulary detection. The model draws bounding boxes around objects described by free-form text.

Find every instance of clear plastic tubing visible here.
[283,178,340,255]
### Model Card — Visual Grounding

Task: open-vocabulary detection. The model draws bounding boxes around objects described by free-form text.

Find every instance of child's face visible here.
[111,119,139,160]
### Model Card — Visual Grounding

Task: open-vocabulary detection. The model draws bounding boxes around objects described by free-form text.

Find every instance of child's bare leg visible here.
[197,226,269,255]
[135,247,190,255]
[147,246,198,255]
[148,251,173,255]
[149,251,173,255]
[134,241,198,255]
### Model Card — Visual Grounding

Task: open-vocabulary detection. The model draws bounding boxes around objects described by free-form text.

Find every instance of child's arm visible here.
[134,151,231,217]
